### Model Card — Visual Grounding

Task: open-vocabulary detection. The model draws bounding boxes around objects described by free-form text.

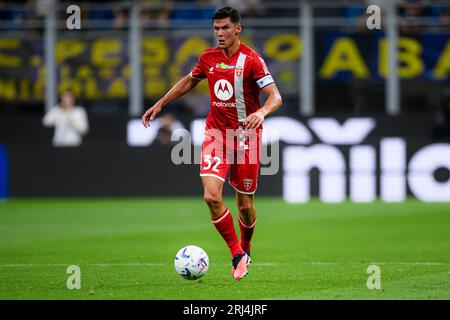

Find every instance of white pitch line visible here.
[90,263,165,267]
[0,262,446,268]
[252,262,280,266]
[379,262,447,266]
[0,262,278,268]
[311,262,447,266]
[0,263,165,268]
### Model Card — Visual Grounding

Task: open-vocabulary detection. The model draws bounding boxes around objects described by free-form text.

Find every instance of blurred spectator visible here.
[170,0,215,21]
[399,0,427,33]
[141,0,173,27]
[341,0,366,32]
[113,6,128,30]
[398,0,449,33]
[0,0,38,29]
[182,94,210,117]
[432,89,450,140]
[156,113,184,145]
[88,2,114,29]
[42,90,89,147]
[443,7,450,31]
[219,0,265,18]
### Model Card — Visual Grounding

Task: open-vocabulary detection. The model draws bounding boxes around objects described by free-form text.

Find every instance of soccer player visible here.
[142,7,282,280]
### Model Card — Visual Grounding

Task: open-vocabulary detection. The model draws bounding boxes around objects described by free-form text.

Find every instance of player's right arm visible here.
[141,74,202,128]
[42,107,58,127]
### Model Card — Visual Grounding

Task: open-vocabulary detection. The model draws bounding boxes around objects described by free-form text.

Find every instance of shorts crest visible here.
[243,179,253,191]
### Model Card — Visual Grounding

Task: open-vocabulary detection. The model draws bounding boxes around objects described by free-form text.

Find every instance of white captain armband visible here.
[256,75,274,89]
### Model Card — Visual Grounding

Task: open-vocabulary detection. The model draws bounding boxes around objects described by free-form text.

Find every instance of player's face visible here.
[213,18,241,49]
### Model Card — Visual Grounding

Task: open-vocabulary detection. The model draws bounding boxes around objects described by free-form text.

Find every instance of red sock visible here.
[238,216,256,255]
[211,209,243,257]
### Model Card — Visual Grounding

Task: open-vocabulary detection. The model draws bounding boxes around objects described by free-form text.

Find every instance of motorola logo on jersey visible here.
[214,79,234,101]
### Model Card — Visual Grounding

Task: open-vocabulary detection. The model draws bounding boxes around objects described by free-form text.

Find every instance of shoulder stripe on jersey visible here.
[256,74,274,89]
[190,71,204,79]
[234,52,247,123]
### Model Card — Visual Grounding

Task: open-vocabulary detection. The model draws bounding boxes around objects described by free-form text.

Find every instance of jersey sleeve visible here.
[190,54,207,79]
[252,55,274,89]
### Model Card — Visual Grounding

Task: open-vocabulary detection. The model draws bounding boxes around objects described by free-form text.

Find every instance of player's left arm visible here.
[244,83,282,129]
[68,108,89,135]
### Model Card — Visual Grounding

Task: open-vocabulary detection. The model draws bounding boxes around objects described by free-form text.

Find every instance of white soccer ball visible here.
[174,245,209,280]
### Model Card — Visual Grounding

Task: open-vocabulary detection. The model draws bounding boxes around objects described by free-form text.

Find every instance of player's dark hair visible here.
[212,7,241,24]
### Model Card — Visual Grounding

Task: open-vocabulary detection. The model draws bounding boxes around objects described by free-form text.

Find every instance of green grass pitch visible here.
[0,197,449,299]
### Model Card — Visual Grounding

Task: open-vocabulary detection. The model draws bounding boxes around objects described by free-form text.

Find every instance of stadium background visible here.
[0,0,449,300]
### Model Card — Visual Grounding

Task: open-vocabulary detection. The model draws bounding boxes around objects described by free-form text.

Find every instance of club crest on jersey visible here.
[235,66,243,77]
[216,62,235,70]
[214,79,234,101]
[243,179,253,191]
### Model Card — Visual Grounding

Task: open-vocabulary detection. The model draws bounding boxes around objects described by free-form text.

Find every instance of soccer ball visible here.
[174,245,209,280]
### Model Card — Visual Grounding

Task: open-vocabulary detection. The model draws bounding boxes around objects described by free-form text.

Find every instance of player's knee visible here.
[203,192,222,208]
[237,203,254,216]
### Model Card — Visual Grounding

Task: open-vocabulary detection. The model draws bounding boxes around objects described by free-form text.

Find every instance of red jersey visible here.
[190,42,274,131]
